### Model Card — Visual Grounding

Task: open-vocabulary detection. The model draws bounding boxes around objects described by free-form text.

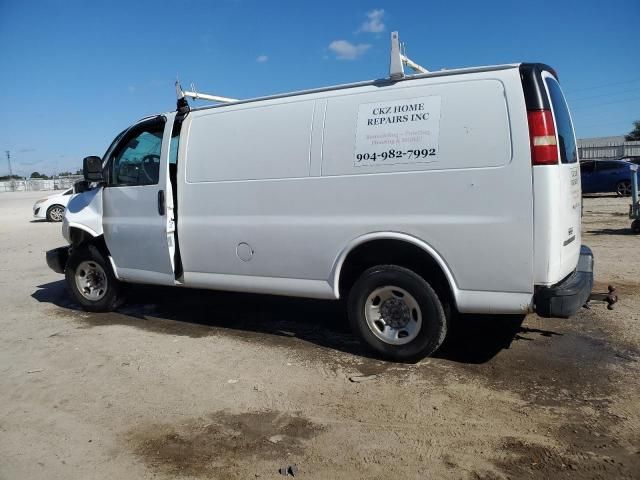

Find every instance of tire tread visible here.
[65,245,124,312]
[347,264,447,362]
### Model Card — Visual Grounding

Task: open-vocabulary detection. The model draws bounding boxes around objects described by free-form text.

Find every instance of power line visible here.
[564,77,640,94]
[568,88,640,102]
[5,151,16,191]
[575,119,634,129]
[570,96,640,110]
[5,151,12,177]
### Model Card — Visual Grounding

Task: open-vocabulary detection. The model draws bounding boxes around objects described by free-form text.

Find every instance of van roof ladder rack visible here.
[175,30,426,111]
[389,31,429,80]
[175,81,238,104]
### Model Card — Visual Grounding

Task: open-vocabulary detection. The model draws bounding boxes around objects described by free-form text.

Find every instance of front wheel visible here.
[631,219,640,234]
[46,205,65,222]
[348,265,447,362]
[65,245,124,312]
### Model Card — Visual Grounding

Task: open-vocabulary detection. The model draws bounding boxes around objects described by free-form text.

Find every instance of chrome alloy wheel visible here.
[364,286,422,345]
[49,206,64,221]
[75,260,108,301]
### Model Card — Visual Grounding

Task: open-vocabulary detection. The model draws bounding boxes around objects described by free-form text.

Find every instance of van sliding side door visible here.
[101,113,176,285]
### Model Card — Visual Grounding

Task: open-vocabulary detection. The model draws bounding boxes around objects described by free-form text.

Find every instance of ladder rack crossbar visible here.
[182,91,238,103]
[401,54,429,74]
[175,81,238,104]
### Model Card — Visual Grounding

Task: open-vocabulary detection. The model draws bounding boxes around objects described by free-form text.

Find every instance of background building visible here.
[578,136,640,161]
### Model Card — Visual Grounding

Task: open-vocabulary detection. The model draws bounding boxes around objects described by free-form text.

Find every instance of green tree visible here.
[30,171,48,179]
[625,120,640,141]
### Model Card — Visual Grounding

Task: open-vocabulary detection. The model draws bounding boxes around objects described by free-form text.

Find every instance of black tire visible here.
[46,204,65,222]
[616,180,631,197]
[631,219,640,234]
[347,265,447,362]
[65,245,124,312]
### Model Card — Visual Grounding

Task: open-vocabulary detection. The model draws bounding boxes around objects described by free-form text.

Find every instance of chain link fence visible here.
[0,176,83,193]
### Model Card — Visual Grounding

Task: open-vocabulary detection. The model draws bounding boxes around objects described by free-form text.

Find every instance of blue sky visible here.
[0,0,638,176]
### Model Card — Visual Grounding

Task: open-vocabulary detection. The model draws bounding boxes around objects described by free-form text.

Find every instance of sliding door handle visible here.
[157,190,165,216]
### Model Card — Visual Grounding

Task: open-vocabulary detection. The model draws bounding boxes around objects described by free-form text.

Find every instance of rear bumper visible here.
[46,246,69,274]
[534,245,594,318]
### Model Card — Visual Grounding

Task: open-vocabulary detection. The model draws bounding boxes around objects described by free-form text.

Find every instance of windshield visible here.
[102,129,127,162]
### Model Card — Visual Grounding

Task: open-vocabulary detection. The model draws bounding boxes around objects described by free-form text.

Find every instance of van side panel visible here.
[185,101,315,182]
[322,80,511,175]
[177,68,534,311]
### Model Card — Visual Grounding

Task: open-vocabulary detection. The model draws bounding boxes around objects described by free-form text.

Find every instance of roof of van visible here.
[189,63,522,113]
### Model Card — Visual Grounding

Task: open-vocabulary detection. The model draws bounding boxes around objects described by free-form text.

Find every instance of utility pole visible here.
[5,150,14,192]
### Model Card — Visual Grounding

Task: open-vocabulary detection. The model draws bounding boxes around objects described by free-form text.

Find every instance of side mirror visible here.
[74,180,90,193]
[83,156,104,182]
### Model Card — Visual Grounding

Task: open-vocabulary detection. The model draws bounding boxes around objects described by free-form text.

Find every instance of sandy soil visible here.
[0,191,638,479]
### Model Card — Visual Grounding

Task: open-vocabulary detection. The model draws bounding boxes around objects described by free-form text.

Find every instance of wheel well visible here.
[338,239,455,309]
[69,228,109,257]
[47,204,64,212]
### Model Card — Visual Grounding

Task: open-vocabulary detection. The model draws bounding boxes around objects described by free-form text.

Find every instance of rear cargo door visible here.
[543,72,581,279]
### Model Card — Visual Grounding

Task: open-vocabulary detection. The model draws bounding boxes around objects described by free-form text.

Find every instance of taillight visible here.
[527,110,558,165]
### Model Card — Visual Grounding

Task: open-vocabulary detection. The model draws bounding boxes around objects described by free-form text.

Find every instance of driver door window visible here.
[111,122,164,186]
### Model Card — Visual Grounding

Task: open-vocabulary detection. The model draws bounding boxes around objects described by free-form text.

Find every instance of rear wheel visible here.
[46,205,65,222]
[616,180,631,196]
[65,245,124,312]
[631,219,640,234]
[348,265,447,362]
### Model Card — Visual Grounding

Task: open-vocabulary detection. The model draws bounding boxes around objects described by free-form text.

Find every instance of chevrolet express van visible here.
[46,51,593,361]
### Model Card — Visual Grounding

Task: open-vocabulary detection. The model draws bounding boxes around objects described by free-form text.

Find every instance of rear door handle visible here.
[158,190,165,216]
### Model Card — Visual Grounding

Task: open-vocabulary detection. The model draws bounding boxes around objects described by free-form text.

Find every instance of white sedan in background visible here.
[32,188,74,222]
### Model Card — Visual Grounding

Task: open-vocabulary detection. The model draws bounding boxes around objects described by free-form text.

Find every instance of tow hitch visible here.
[585,285,618,311]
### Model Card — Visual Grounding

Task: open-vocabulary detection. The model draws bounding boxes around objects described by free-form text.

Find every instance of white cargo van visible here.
[47,34,593,361]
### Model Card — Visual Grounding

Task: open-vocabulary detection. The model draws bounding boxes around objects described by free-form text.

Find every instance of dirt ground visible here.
[0,190,639,480]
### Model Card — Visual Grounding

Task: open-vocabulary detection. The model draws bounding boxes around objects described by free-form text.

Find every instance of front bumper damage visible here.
[46,246,69,274]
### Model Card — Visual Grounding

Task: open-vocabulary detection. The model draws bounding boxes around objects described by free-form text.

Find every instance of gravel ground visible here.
[0,190,639,480]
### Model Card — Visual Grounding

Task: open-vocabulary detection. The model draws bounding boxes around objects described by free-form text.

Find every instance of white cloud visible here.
[328,40,371,60]
[359,9,385,33]
[256,55,269,63]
